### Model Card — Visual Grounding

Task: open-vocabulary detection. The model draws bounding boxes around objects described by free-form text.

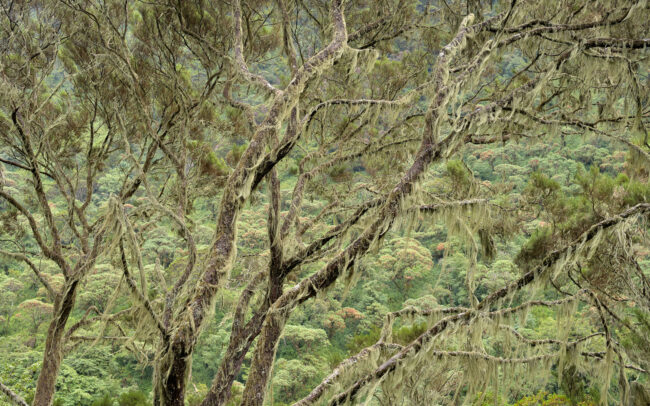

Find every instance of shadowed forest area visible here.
[0,0,649,405]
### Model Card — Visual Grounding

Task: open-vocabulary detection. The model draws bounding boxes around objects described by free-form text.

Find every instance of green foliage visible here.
[471,391,507,405]
[346,325,381,355]
[272,358,324,402]
[116,390,148,406]
[187,140,230,178]
[185,383,208,406]
[530,171,561,193]
[392,321,427,345]
[619,176,650,205]
[362,236,434,307]
[512,391,596,406]
[91,394,115,406]
[52,363,121,406]
[620,307,650,373]
[516,226,553,268]
[447,159,475,196]
[280,325,329,354]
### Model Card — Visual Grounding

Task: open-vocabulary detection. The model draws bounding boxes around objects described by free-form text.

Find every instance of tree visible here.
[0,277,24,333]
[1,0,649,405]
[0,0,199,403]
[15,300,53,334]
[362,237,434,306]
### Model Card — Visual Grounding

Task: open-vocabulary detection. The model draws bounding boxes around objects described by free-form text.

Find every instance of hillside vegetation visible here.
[0,0,649,405]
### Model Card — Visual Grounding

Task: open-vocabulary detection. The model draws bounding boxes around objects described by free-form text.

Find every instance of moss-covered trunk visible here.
[32,282,78,406]
[153,340,191,406]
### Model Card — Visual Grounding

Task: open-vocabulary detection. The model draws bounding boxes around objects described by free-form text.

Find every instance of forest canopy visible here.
[0,0,649,405]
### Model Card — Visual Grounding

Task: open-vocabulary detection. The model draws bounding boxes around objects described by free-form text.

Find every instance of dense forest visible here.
[0,0,649,405]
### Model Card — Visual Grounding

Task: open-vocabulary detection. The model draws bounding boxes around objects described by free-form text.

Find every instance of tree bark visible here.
[154,347,190,406]
[32,282,78,406]
[200,315,263,406]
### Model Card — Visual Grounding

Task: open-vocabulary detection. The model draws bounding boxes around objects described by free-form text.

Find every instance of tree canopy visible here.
[0,0,649,405]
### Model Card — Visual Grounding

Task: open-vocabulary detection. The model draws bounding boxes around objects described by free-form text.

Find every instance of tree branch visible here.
[233,0,280,95]
[119,239,168,341]
[0,250,56,300]
[328,203,650,404]
[0,381,28,406]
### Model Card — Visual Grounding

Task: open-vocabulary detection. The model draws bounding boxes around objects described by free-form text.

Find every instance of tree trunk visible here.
[32,282,78,406]
[200,337,255,406]
[153,340,192,406]
[149,1,348,402]
[240,317,286,406]
[201,284,279,406]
